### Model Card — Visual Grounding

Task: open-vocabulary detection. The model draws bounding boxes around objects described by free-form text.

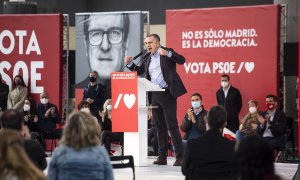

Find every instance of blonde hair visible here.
[0,130,46,180]
[60,111,101,150]
[102,99,112,114]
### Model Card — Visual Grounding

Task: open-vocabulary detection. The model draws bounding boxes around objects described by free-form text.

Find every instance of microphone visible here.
[133,51,144,60]
[123,50,149,70]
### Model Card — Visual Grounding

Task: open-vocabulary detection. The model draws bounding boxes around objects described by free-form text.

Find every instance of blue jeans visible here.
[235,130,245,142]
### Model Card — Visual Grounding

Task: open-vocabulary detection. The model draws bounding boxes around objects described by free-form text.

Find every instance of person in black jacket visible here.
[82,71,106,117]
[256,94,287,150]
[180,93,207,141]
[182,105,235,180]
[0,109,47,170]
[0,73,9,115]
[125,34,187,166]
[99,99,123,155]
[216,74,242,132]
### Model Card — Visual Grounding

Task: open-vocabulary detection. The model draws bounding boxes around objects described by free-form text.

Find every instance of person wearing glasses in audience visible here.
[216,74,242,133]
[76,13,129,99]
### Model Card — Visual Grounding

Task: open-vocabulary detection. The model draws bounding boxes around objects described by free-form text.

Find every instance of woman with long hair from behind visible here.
[48,111,114,180]
[0,129,46,180]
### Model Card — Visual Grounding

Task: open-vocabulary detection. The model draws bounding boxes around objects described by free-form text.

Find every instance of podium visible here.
[123,78,164,166]
[111,72,164,166]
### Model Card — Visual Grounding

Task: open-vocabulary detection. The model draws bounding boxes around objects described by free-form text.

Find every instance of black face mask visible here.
[89,76,96,83]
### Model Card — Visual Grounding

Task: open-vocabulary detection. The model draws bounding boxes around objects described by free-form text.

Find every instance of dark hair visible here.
[0,109,24,131]
[265,94,277,102]
[191,93,202,100]
[235,135,275,180]
[207,105,227,130]
[89,71,98,77]
[221,74,230,81]
[146,34,160,41]
[12,75,26,90]
[24,97,37,115]
[84,13,130,43]
[78,100,90,110]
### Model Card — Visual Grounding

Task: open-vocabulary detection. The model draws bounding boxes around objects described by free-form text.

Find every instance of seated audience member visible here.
[0,73,9,115]
[148,106,158,156]
[182,105,235,180]
[37,92,62,140]
[7,75,28,111]
[23,97,44,147]
[78,100,99,124]
[48,112,114,180]
[0,129,46,180]
[0,109,47,170]
[236,100,261,142]
[235,134,283,180]
[256,94,287,150]
[180,93,207,141]
[99,99,123,155]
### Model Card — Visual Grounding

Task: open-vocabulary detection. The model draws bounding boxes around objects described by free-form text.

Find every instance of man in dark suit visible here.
[216,74,242,132]
[182,105,235,180]
[256,94,287,150]
[124,34,187,166]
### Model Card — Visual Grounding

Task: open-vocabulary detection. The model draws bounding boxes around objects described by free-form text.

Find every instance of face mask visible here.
[40,98,49,105]
[249,107,257,114]
[221,81,229,88]
[81,107,90,113]
[23,104,30,112]
[89,76,96,83]
[106,105,112,111]
[191,101,201,108]
[267,103,275,110]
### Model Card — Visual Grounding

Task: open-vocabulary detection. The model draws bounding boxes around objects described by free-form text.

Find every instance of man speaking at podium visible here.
[124,34,187,166]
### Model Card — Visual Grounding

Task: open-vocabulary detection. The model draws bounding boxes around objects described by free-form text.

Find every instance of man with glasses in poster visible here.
[77,13,129,99]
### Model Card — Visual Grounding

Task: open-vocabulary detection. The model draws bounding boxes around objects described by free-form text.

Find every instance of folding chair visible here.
[110,155,135,180]
[275,117,294,162]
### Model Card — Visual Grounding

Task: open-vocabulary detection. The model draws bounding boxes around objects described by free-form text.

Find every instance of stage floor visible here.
[45,156,298,180]
[113,157,299,180]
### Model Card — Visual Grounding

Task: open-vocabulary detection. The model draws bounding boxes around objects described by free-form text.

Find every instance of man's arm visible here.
[180,113,193,132]
[269,112,287,137]
[125,56,146,75]
[166,48,185,65]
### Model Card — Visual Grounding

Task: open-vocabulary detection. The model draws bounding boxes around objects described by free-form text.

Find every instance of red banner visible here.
[111,72,138,132]
[0,14,63,111]
[166,5,280,128]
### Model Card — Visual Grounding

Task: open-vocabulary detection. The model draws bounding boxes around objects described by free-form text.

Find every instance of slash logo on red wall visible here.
[166,5,280,128]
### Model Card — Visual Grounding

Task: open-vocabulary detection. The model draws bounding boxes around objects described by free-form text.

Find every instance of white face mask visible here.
[23,104,30,111]
[221,81,229,88]
[249,107,257,114]
[40,98,49,105]
[106,105,112,111]
[80,107,90,113]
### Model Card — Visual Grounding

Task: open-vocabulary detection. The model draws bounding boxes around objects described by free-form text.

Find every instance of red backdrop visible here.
[0,14,63,112]
[166,5,280,130]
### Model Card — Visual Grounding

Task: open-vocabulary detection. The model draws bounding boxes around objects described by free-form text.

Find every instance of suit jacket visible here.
[256,110,287,144]
[180,109,207,140]
[182,129,235,180]
[0,82,9,111]
[127,48,187,98]
[216,86,242,132]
